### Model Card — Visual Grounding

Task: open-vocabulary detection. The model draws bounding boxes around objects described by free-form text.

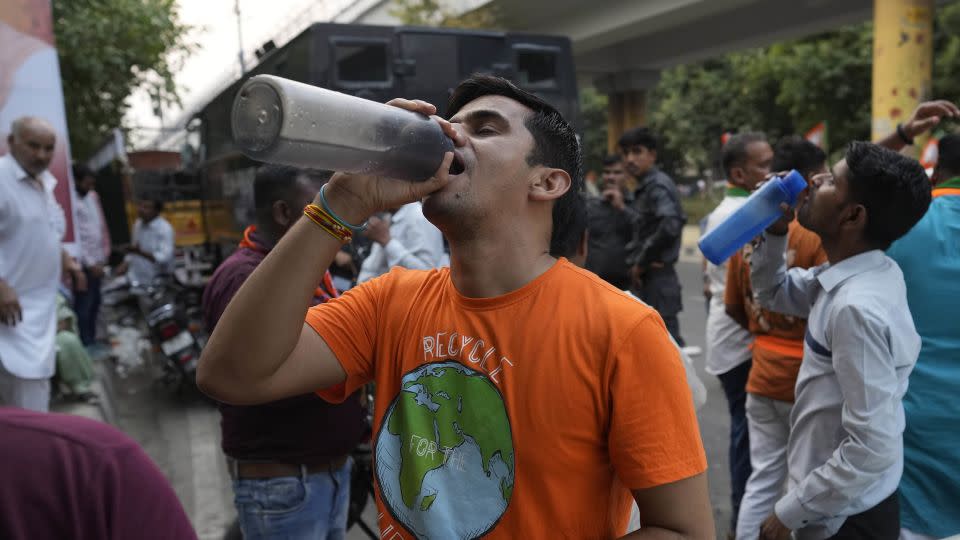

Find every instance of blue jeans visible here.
[232,459,352,540]
[717,360,752,532]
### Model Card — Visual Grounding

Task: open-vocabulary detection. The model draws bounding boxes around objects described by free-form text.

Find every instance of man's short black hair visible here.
[253,164,332,223]
[618,127,657,152]
[72,163,94,182]
[721,132,767,178]
[446,74,584,256]
[602,154,622,167]
[772,136,827,178]
[143,199,164,213]
[845,141,931,250]
[935,133,960,179]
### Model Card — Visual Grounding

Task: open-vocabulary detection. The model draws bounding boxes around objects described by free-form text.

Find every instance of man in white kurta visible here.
[0,117,72,411]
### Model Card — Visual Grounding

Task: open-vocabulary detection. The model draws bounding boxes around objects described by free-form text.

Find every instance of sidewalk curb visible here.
[51,352,118,425]
[680,224,703,264]
[93,360,118,425]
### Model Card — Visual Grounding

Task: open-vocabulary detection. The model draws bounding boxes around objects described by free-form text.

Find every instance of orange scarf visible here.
[239,226,338,302]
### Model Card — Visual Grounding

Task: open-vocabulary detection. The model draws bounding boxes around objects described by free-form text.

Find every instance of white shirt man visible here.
[75,189,109,268]
[124,205,175,286]
[703,187,753,377]
[356,201,446,283]
[0,152,63,411]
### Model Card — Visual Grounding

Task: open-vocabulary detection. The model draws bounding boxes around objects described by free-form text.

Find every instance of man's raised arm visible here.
[875,100,958,152]
[197,99,459,405]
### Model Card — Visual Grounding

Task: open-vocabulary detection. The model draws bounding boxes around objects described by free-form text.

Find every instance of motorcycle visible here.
[102,273,202,392]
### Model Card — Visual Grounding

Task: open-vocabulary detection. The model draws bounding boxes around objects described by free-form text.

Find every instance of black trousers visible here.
[717,360,752,531]
[633,264,685,346]
[73,267,102,346]
[828,490,899,540]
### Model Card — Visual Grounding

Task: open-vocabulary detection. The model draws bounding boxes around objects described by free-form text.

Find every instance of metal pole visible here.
[235,0,246,74]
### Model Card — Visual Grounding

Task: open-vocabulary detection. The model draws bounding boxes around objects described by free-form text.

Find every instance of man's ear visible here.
[729,166,744,185]
[842,203,868,234]
[529,168,572,202]
[272,200,292,228]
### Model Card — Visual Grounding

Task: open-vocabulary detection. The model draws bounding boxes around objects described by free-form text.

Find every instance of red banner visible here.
[0,0,76,245]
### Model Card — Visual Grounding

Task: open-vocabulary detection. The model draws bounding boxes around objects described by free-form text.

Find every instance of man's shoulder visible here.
[0,153,13,174]
[830,261,906,318]
[0,154,23,186]
[1,409,140,458]
[888,200,950,259]
[706,197,742,229]
[156,217,175,232]
[642,171,680,199]
[651,167,675,183]
[555,262,659,322]
[209,248,261,286]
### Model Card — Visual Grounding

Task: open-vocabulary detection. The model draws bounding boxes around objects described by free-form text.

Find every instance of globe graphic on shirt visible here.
[375,361,515,540]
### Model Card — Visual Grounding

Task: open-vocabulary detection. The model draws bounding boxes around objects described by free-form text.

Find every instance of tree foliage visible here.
[579,87,608,175]
[933,1,960,100]
[650,0,960,175]
[53,0,193,159]
[389,0,502,29]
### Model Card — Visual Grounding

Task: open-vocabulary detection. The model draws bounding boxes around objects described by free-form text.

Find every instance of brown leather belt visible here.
[228,455,350,479]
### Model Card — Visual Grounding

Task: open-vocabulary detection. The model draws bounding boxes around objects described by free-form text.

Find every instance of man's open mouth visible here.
[448,152,465,175]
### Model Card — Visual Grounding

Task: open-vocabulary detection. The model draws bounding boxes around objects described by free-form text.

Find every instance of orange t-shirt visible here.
[305,259,706,540]
[725,221,827,402]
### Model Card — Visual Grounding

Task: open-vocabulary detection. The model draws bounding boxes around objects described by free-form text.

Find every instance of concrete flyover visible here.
[356,0,939,153]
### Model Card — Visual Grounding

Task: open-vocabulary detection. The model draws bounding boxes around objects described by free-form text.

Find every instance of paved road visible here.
[108,259,733,539]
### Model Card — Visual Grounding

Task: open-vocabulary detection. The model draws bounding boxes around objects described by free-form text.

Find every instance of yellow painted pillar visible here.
[606,90,647,154]
[872,0,934,152]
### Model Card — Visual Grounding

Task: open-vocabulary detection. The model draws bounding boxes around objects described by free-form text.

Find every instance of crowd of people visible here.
[701,100,960,540]
[0,76,957,540]
[0,115,179,413]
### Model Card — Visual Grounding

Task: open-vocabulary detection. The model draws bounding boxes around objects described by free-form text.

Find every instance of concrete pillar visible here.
[595,70,659,155]
[872,0,934,151]
[606,90,647,154]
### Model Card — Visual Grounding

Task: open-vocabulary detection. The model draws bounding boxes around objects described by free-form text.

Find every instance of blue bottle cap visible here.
[781,170,807,199]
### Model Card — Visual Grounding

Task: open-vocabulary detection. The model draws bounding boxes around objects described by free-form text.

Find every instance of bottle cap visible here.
[233,76,284,154]
[781,170,807,199]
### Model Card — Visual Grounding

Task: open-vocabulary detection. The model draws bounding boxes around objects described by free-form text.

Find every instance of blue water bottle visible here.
[699,170,808,265]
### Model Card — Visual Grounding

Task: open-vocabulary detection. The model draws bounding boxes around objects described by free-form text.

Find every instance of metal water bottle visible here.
[231,75,454,181]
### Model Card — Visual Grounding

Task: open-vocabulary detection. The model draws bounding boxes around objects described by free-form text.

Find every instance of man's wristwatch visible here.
[896,123,914,146]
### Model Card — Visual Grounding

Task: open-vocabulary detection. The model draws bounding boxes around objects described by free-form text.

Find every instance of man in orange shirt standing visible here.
[198,75,713,539]
[725,137,828,540]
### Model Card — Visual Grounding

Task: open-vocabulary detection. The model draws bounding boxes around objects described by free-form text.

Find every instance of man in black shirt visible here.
[585,155,637,289]
[620,127,688,345]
